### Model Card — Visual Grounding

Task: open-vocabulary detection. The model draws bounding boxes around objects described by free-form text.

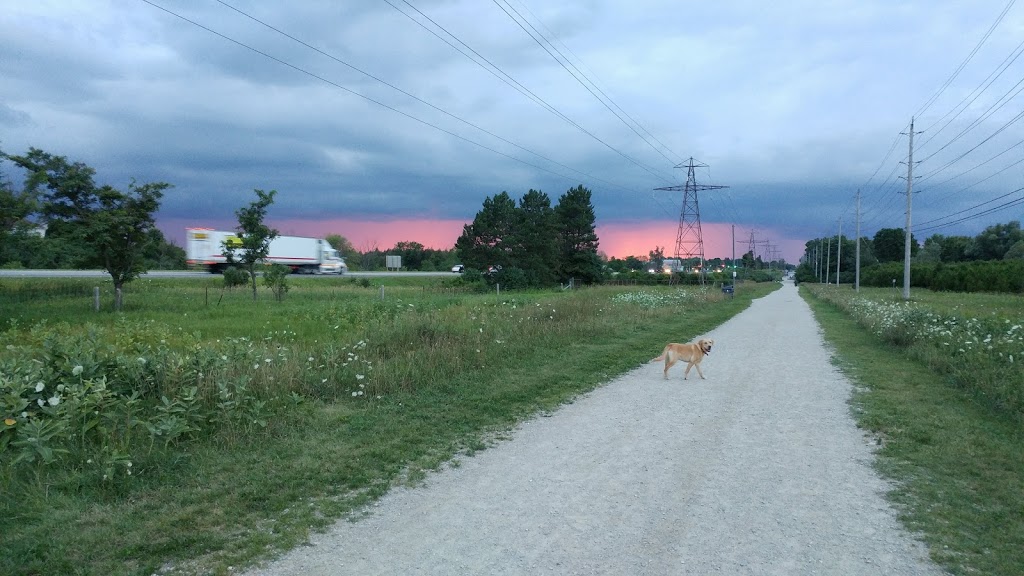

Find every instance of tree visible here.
[224,189,279,301]
[648,246,665,272]
[391,241,426,270]
[966,221,1022,261]
[92,181,171,302]
[4,148,169,297]
[1004,239,1024,260]
[5,147,101,267]
[455,191,518,271]
[325,233,359,268]
[511,189,558,286]
[554,185,601,284]
[872,228,919,263]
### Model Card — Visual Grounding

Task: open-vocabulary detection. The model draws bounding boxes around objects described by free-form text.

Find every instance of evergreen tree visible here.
[455,191,518,271]
[554,185,601,284]
[512,189,557,286]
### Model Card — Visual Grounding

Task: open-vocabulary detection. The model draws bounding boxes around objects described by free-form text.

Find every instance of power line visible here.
[138,0,657,195]
[912,0,1016,119]
[209,0,646,196]
[915,187,1024,232]
[490,0,681,166]
[388,0,676,183]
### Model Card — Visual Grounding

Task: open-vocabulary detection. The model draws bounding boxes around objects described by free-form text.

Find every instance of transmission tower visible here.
[654,158,729,280]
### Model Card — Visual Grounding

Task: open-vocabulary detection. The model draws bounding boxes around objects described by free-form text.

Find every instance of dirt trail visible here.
[247,282,945,575]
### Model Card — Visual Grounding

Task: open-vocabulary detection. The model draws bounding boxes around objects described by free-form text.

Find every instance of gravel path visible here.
[247,282,945,575]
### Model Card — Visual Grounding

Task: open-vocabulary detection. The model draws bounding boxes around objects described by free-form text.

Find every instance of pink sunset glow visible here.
[159,217,805,263]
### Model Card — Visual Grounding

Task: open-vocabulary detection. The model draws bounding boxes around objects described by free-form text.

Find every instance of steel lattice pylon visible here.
[655,158,728,281]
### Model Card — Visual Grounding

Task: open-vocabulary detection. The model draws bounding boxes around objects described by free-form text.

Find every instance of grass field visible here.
[801,284,1024,576]
[1,276,776,576]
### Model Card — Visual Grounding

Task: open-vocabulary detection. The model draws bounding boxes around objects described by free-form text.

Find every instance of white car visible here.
[451,264,465,273]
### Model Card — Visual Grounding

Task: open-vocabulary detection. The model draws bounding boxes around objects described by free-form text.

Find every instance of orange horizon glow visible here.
[160,217,805,263]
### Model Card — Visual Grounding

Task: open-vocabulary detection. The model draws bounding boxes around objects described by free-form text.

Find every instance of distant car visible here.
[451,264,465,273]
[486,265,503,275]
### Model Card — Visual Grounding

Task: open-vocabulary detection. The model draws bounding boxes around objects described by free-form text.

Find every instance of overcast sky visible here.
[3,0,1024,263]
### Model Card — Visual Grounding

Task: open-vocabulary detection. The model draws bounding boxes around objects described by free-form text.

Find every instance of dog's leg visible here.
[695,362,705,379]
[663,354,676,379]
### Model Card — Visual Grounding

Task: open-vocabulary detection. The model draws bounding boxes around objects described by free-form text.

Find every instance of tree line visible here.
[797,222,1024,291]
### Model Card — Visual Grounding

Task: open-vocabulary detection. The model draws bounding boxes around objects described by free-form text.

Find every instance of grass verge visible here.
[801,287,1024,576]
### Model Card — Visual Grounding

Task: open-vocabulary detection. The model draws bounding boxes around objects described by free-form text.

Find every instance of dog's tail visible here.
[650,345,670,363]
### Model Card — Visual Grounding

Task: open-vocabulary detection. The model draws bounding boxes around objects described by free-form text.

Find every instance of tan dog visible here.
[651,338,714,380]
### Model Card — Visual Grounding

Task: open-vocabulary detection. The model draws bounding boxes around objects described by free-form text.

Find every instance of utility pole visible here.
[825,235,832,284]
[902,118,918,301]
[654,158,729,285]
[731,224,737,290]
[855,190,861,292]
[818,238,824,282]
[836,218,843,286]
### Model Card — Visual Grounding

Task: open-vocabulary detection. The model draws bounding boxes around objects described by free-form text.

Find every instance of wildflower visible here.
[322,378,328,383]
[221,355,228,361]
[356,374,365,380]
[20,411,27,418]
[48,396,60,406]
[308,357,315,362]
[35,382,45,392]
[253,364,260,370]
[1011,355,1015,363]
[138,357,147,364]
[37,399,44,407]
[72,365,83,376]
[265,358,272,363]
[352,392,358,397]
[3,418,14,426]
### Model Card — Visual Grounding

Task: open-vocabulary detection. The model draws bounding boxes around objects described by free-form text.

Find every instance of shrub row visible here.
[859,260,1024,293]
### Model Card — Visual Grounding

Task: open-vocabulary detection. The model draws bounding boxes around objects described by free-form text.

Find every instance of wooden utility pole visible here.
[836,218,843,286]
[855,190,861,292]
[903,118,915,300]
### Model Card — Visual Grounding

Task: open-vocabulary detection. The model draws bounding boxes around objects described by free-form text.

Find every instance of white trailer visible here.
[186,228,346,274]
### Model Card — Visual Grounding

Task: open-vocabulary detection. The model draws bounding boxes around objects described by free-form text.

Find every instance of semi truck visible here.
[186,228,347,274]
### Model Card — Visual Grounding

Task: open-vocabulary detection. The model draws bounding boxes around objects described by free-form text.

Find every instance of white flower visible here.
[138,357,147,364]
[356,374,365,380]
[47,396,61,406]
[221,355,228,361]
[37,399,44,407]
[352,392,358,397]
[265,358,272,363]
[20,411,27,418]
[322,378,328,383]
[253,364,259,370]
[35,382,45,392]
[308,357,314,362]
[72,365,83,376]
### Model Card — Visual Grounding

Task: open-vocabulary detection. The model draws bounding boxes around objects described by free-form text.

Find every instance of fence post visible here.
[380,285,385,300]
[94,287,100,312]
[496,283,500,296]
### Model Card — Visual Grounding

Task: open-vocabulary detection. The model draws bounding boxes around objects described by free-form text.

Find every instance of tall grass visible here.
[803,285,1024,421]
[1,278,776,575]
